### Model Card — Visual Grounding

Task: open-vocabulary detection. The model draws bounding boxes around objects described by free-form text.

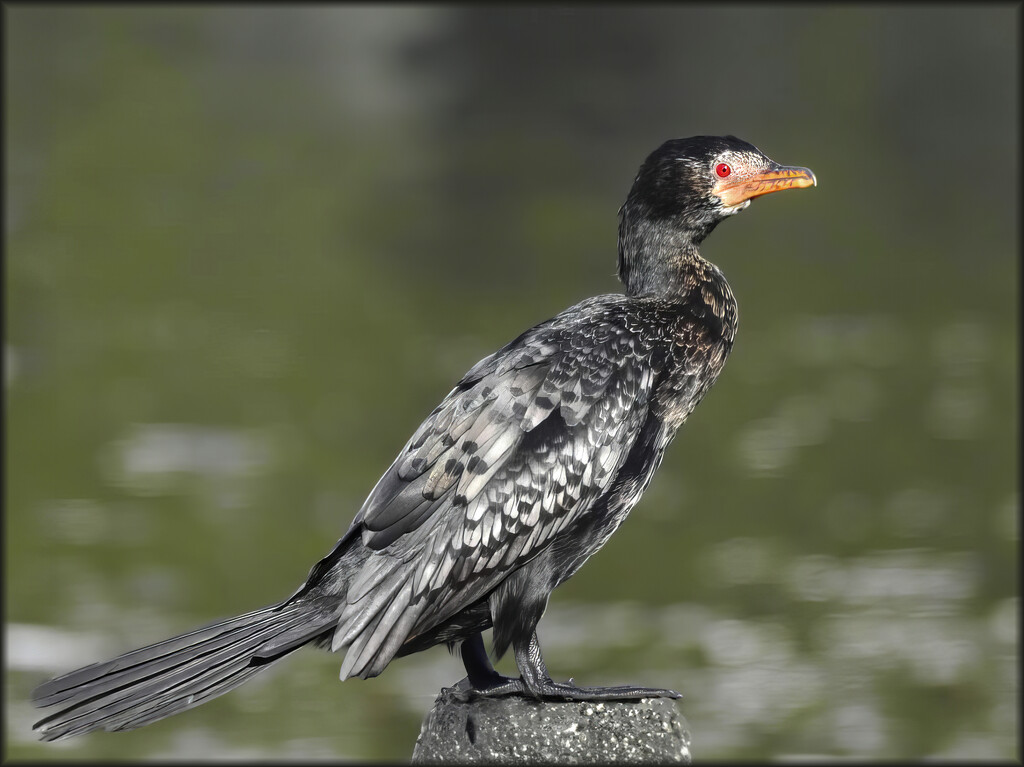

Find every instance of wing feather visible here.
[331,297,669,678]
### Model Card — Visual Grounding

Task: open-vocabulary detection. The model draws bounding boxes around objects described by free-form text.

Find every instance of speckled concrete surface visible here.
[412,692,692,764]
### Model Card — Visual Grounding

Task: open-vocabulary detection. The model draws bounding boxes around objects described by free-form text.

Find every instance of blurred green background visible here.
[4,5,1018,761]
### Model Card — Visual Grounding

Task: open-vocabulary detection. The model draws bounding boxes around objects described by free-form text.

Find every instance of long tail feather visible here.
[31,600,329,741]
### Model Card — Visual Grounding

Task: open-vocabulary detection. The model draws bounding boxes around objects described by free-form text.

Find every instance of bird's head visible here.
[622,135,817,239]
[617,135,815,295]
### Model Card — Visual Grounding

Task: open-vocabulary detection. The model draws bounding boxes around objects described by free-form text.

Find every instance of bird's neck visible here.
[617,215,721,301]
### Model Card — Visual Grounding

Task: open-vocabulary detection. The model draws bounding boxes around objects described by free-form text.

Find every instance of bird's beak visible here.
[713,163,817,207]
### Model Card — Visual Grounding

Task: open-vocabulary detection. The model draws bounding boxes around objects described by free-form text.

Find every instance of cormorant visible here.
[31,135,815,740]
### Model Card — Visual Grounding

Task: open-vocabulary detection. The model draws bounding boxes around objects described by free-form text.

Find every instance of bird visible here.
[31,135,815,740]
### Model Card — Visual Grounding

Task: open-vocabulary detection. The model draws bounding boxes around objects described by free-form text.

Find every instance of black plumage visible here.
[31,135,815,740]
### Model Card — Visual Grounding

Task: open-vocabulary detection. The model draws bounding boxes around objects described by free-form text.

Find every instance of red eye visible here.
[715,163,732,178]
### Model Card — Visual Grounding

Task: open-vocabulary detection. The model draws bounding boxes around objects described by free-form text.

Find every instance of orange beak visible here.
[713,163,817,207]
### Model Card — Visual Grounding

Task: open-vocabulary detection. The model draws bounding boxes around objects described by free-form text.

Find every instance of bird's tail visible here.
[31,599,331,741]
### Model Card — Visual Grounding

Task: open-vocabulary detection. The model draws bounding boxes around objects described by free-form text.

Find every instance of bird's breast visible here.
[653,292,737,431]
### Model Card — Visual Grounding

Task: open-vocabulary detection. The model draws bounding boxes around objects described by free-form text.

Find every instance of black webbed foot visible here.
[442,672,522,702]
[454,675,680,702]
[527,678,681,701]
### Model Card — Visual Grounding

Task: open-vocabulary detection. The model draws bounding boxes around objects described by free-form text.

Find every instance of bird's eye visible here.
[715,163,732,178]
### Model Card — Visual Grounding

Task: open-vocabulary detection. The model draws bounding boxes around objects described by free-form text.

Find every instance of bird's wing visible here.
[328,298,667,678]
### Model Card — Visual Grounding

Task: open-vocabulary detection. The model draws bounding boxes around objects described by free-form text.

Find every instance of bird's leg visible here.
[444,633,518,700]
[461,633,508,689]
[453,629,681,702]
